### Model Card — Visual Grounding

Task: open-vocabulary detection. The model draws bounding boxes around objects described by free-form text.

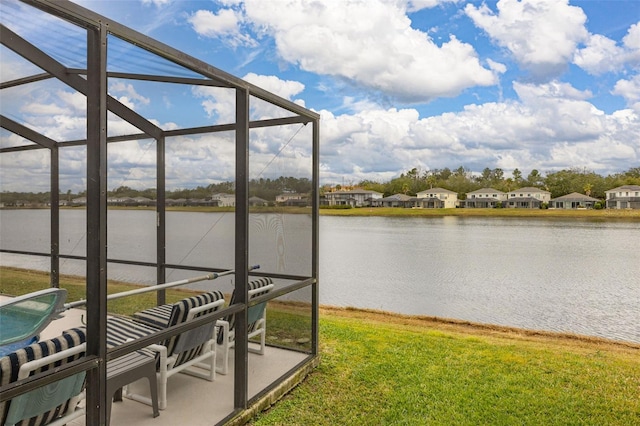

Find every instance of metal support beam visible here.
[85,23,108,425]
[234,87,250,410]
[0,115,57,149]
[51,146,60,287]
[157,136,167,306]
[312,118,320,356]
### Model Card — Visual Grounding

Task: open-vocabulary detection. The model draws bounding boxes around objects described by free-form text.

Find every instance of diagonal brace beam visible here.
[0,114,57,149]
[0,24,162,140]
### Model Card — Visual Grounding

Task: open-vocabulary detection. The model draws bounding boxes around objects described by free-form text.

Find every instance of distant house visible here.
[211,193,235,207]
[415,187,458,209]
[132,196,154,206]
[71,197,87,206]
[549,192,599,209]
[249,196,269,207]
[605,185,640,209]
[325,189,383,207]
[374,193,412,208]
[166,198,187,206]
[186,198,216,207]
[276,193,308,206]
[276,193,303,203]
[107,196,132,206]
[504,187,551,209]
[464,188,507,208]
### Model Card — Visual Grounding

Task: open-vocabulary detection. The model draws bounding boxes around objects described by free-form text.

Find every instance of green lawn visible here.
[251,309,640,425]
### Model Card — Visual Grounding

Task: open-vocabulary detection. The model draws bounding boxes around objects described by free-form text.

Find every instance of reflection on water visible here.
[319,216,640,343]
[1,210,639,343]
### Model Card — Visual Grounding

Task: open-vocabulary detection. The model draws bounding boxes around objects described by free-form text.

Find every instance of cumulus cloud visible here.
[319,80,639,184]
[238,0,497,102]
[407,0,461,12]
[188,8,256,47]
[466,0,588,81]
[109,82,150,110]
[141,0,172,6]
[574,22,640,75]
[193,73,306,123]
[612,74,640,111]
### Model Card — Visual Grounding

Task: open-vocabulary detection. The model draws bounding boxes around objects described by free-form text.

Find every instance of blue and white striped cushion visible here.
[0,328,86,426]
[165,291,224,366]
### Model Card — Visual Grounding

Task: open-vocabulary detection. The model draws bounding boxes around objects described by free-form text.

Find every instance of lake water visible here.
[1,210,639,343]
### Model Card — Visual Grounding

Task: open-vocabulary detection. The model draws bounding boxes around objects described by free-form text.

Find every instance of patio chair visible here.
[133,278,274,375]
[0,328,86,426]
[106,290,225,410]
[0,289,67,357]
[215,277,274,375]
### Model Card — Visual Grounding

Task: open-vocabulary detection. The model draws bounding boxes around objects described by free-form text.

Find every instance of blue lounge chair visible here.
[0,289,67,357]
[0,328,86,426]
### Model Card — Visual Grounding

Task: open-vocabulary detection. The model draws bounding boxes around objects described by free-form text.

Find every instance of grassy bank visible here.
[320,206,640,219]
[7,205,640,220]
[252,307,640,425]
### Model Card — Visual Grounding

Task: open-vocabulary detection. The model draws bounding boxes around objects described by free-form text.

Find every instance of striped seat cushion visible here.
[164,291,224,367]
[106,316,159,353]
[0,328,86,426]
[132,304,173,329]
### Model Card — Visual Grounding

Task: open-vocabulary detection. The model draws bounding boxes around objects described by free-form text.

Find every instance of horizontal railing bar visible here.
[0,356,99,402]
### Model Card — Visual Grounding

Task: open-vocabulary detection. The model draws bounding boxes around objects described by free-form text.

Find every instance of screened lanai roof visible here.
[1,0,318,150]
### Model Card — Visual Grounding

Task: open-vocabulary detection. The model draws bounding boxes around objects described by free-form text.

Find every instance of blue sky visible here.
[1,0,639,191]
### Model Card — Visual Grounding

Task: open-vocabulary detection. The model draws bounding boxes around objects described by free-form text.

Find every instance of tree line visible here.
[350,167,640,199]
[2,168,639,204]
[0,176,313,204]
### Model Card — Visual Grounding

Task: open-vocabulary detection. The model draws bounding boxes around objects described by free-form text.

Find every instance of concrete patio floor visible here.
[2,297,311,426]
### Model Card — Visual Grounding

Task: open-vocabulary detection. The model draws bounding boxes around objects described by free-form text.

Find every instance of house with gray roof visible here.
[464,188,507,208]
[504,187,551,208]
[325,189,383,207]
[211,192,235,207]
[549,192,599,209]
[605,185,640,209]
[415,187,458,208]
[373,193,413,207]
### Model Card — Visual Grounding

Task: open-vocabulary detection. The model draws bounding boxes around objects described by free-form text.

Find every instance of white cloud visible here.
[243,73,305,100]
[241,0,497,102]
[141,0,171,6]
[573,34,624,75]
[193,73,306,123]
[612,75,640,102]
[612,74,640,111]
[407,0,461,12]
[318,80,639,183]
[188,8,256,47]
[109,82,150,110]
[466,0,588,80]
[623,22,640,50]
[573,22,640,75]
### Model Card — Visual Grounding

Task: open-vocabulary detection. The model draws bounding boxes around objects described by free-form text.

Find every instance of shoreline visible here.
[2,205,640,220]
[320,305,640,351]
[2,266,638,349]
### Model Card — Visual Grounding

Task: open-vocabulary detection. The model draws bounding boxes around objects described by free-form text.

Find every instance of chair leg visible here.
[157,368,167,410]
[146,376,160,418]
[216,339,230,375]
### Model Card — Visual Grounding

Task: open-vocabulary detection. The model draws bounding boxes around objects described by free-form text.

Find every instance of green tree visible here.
[526,169,543,187]
[512,168,522,183]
